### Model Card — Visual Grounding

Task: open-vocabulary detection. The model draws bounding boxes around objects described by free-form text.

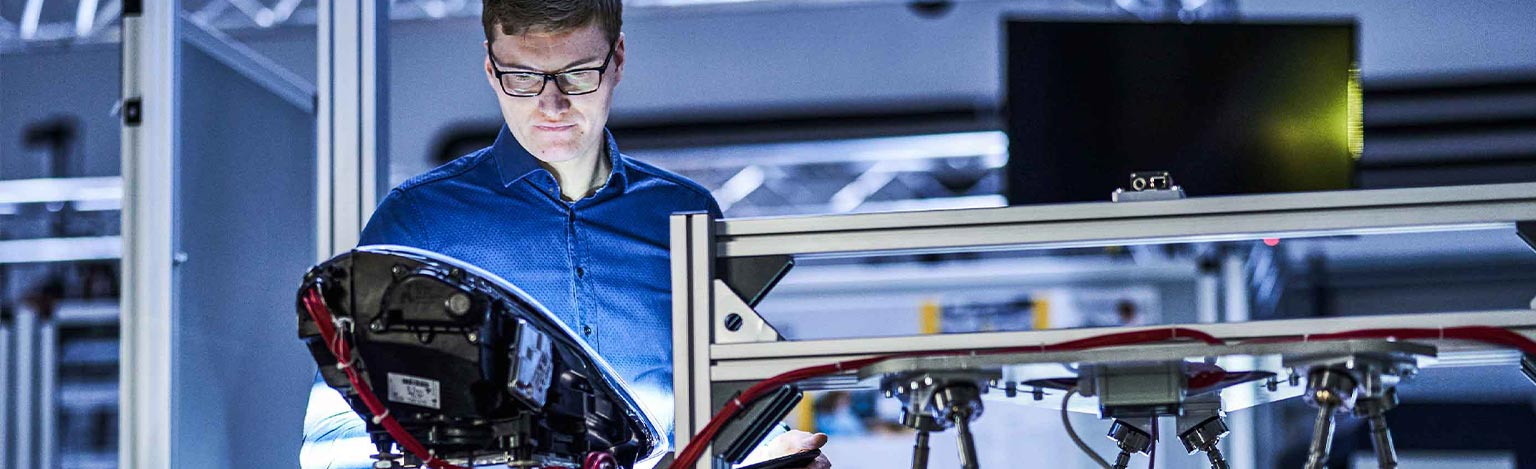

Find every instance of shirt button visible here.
[576,267,585,278]
[582,325,593,336]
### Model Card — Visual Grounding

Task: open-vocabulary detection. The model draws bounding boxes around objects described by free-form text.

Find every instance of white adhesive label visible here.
[387,372,441,410]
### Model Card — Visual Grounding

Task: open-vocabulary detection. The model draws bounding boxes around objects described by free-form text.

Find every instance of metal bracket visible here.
[1518,221,1536,253]
[1081,362,1189,418]
[122,98,143,127]
[1112,187,1187,202]
[879,370,999,431]
[717,255,794,308]
[1521,354,1536,387]
[714,279,783,344]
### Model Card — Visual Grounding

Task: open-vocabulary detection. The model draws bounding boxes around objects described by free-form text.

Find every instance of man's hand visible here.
[757,430,831,469]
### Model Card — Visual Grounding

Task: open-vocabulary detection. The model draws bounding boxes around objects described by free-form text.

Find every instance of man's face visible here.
[485,24,624,164]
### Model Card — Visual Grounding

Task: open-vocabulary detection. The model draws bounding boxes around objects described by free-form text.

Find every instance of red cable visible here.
[302,287,471,469]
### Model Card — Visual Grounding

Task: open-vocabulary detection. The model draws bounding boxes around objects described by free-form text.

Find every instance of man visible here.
[300,1,831,468]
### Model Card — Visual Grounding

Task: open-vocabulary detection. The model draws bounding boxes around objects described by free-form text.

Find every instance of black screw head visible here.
[724,313,743,332]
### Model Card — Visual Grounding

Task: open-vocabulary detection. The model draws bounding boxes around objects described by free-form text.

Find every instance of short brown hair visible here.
[482,0,622,45]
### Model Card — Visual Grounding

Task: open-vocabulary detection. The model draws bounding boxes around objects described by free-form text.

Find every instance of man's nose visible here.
[537,83,571,118]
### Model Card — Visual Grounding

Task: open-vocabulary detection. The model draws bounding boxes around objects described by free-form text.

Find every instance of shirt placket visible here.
[569,201,595,348]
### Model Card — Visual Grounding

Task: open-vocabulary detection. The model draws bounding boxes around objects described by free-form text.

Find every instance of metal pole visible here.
[0,306,10,469]
[39,318,57,469]
[671,212,717,469]
[953,415,979,469]
[120,1,178,468]
[911,430,930,469]
[1220,251,1256,469]
[1196,255,1219,324]
[317,0,389,260]
[1366,412,1398,469]
[15,307,36,469]
[1304,403,1338,469]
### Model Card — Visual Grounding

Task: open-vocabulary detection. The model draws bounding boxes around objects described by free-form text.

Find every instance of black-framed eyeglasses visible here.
[487,42,615,97]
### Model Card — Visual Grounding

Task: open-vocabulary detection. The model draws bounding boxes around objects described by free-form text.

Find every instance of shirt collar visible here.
[492,124,629,193]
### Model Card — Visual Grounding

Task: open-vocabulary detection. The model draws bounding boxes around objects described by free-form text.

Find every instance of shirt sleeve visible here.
[359,188,429,248]
[299,372,376,469]
[703,191,724,219]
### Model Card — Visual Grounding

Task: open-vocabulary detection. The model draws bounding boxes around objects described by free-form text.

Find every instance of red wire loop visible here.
[302,287,471,469]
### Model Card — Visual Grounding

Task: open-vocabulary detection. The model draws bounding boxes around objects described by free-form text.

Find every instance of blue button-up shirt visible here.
[300,125,719,468]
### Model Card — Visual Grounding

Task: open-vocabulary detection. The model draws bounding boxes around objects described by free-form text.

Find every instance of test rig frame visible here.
[670,182,1536,469]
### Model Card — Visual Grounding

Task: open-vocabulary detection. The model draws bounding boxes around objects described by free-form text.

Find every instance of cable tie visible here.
[371,409,391,425]
[334,317,354,333]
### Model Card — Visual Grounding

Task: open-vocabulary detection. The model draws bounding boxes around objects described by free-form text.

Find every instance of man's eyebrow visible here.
[557,54,605,70]
[499,54,605,72]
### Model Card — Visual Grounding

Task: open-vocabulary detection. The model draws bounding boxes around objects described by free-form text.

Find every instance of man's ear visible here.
[483,40,498,89]
[612,32,626,86]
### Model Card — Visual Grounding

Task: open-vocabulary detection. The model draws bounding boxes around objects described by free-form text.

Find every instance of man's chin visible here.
[529,147,581,164]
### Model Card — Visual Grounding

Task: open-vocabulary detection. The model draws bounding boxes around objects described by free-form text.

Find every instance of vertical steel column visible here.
[14,308,36,469]
[671,212,718,468]
[0,309,10,468]
[317,0,390,259]
[120,0,178,467]
[1196,262,1219,324]
[1220,251,1256,469]
[38,318,57,469]
[670,214,692,458]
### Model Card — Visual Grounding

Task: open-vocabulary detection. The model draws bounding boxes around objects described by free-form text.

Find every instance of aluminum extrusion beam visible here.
[708,310,1536,382]
[0,177,121,205]
[120,1,177,468]
[716,182,1536,258]
[0,236,122,264]
[671,212,717,469]
[316,0,388,260]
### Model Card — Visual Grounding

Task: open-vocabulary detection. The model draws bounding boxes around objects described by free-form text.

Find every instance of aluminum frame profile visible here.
[0,314,9,468]
[706,309,1536,382]
[119,1,177,467]
[670,182,1536,468]
[715,182,1536,258]
[316,0,388,260]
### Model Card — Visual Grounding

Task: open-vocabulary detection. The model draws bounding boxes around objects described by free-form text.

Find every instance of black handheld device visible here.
[738,449,822,469]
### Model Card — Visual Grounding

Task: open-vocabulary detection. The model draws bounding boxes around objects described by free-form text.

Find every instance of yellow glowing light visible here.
[1347,66,1364,159]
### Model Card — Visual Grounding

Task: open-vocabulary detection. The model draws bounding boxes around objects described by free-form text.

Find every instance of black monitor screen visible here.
[1004,19,1359,205]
